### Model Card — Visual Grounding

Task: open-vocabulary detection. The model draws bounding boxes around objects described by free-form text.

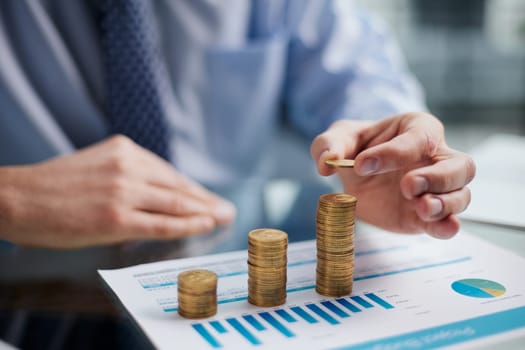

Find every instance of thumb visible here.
[354,114,444,176]
[310,121,366,176]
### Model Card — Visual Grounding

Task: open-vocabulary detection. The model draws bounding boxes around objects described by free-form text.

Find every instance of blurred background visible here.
[360,0,525,150]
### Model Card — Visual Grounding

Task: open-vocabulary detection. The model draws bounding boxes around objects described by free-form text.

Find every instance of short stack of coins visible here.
[247,228,288,307]
[316,193,357,297]
[178,269,218,319]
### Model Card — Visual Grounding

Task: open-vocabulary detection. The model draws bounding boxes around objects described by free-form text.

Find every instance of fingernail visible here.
[413,176,429,196]
[214,202,236,221]
[360,157,379,175]
[319,150,330,162]
[429,197,443,217]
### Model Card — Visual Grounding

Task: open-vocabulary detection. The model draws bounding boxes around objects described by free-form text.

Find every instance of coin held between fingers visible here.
[325,159,355,168]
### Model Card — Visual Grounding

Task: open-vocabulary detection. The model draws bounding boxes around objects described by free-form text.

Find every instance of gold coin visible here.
[319,193,357,206]
[325,159,355,168]
[178,304,217,319]
[177,269,218,319]
[248,228,288,244]
[247,228,288,307]
[315,193,357,297]
[178,269,217,291]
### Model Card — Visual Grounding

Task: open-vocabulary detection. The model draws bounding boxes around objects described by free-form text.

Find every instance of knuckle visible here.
[330,119,352,131]
[355,128,367,146]
[153,218,175,238]
[407,113,444,158]
[428,113,445,131]
[311,134,330,157]
[106,156,127,174]
[433,174,451,191]
[312,133,329,146]
[108,135,134,150]
[464,156,477,183]
[106,177,128,199]
[423,130,440,157]
[101,206,126,229]
[414,112,443,129]
[169,196,186,214]
[104,136,136,170]
[464,187,472,208]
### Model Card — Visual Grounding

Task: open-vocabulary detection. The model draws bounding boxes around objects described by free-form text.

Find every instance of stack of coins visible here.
[247,228,288,307]
[316,193,357,297]
[178,269,218,319]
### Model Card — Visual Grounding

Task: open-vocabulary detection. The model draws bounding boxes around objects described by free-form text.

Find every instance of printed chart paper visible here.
[99,227,525,349]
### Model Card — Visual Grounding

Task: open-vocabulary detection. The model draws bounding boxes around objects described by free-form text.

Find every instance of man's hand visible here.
[311,113,475,239]
[0,136,236,248]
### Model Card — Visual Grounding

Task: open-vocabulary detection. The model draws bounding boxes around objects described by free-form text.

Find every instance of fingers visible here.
[147,172,236,225]
[423,214,461,240]
[402,152,473,239]
[133,183,208,215]
[133,183,236,225]
[354,114,444,176]
[310,120,371,176]
[412,186,470,240]
[97,135,236,224]
[127,211,215,240]
[311,114,444,177]
[415,187,471,222]
[132,141,236,216]
[401,153,476,199]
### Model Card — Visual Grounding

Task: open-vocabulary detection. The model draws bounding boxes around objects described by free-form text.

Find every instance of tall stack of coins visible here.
[316,193,357,297]
[247,228,288,307]
[178,269,218,319]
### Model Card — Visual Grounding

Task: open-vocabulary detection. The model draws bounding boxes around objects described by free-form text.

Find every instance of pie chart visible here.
[451,278,506,298]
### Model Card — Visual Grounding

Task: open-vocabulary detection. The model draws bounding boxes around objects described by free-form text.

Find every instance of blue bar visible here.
[226,318,261,345]
[351,296,373,308]
[306,304,339,325]
[336,298,362,313]
[192,324,222,348]
[259,312,295,338]
[290,306,318,324]
[321,301,349,318]
[242,315,266,331]
[209,320,227,334]
[365,293,394,309]
[275,309,297,323]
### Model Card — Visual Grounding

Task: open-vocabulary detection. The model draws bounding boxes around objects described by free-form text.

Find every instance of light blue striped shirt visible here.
[0,0,425,187]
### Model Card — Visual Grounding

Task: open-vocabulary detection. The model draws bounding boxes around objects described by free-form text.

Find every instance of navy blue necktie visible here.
[101,0,170,160]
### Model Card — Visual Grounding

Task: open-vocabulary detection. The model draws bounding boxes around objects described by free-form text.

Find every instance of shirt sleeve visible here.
[284,0,427,138]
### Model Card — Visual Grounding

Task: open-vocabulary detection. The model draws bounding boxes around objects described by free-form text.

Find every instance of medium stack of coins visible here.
[247,228,288,307]
[316,193,357,297]
[178,269,218,319]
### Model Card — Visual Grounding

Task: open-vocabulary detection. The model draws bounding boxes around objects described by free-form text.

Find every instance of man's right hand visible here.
[0,135,236,248]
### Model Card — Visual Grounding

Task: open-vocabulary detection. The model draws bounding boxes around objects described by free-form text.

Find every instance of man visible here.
[0,1,473,346]
[0,0,473,249]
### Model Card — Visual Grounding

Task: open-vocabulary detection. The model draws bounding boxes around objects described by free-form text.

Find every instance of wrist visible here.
[0,166,23,242]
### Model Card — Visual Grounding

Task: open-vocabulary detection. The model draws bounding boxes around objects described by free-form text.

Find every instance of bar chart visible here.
[190,292,394,348]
